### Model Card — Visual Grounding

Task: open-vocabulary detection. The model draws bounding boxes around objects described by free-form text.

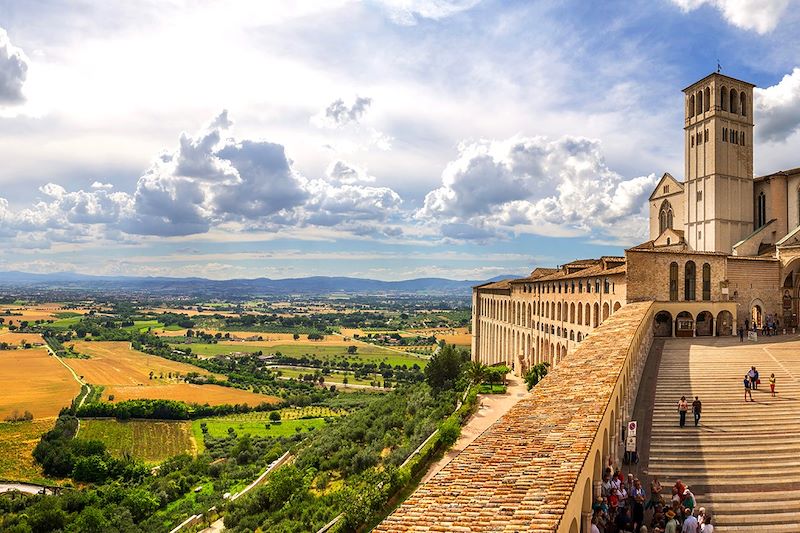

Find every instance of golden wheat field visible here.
[0,348,80,419]
[104,383,280,406]
[66,341,225,385]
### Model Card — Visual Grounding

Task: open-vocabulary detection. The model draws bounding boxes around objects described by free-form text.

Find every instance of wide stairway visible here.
[645,336,800,531]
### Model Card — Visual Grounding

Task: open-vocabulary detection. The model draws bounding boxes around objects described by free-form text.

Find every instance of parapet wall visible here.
[376,301,655,533]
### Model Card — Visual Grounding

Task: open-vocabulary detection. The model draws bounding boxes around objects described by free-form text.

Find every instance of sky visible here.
[2,0,800,281]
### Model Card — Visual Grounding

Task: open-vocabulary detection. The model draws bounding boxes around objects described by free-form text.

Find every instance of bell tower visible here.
[683,73,755,253]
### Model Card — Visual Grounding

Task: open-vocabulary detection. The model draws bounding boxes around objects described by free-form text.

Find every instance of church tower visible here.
[683,73,755,253]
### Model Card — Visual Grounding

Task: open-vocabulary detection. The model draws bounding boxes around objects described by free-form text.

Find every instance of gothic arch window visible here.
[730,90,738,117]
[659,200,674,234]
[740,92,747,116]
[696,90,703,115]
[704,87,710,112]
[757,191,766,228]
[720,86,728,110]
[685,261,696,301]
[689,94,695,117]
[702,263,711,301]
[669,262,678,301]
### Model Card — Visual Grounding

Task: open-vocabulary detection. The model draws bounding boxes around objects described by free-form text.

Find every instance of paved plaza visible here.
[637,335,800,531]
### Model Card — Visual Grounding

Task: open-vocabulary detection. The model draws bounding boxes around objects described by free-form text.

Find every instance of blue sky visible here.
[1,0,800,280]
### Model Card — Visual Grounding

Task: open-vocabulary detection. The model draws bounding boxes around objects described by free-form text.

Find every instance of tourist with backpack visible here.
[692,396,702,427]
[744,374,753,402]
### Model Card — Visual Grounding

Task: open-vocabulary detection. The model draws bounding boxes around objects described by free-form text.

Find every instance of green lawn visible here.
[191,418,325,451]
[274,366,376,387]
[173,343,263,357]
[49,316,83,329]
[123,320,166,333]
[269,344,427,367]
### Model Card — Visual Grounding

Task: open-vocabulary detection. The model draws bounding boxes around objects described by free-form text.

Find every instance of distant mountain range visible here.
[0,271,521,297]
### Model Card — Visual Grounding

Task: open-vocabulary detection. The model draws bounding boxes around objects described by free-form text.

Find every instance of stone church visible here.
[472,72,800,376]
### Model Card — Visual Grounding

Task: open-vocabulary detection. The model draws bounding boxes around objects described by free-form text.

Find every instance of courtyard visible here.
[633,335,800,531]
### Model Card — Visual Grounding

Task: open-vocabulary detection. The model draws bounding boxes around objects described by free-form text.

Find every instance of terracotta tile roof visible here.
[375,301,654,533]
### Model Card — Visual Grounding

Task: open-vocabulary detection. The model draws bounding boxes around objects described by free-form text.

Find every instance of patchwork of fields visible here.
[66,341,280,406]
[0,348,80,419]
[67,341,224,385]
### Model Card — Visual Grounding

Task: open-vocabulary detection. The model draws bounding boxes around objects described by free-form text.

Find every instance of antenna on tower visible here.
[717,60,722,73]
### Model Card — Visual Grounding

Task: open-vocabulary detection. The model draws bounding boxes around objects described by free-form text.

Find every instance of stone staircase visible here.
[644,336,800,531]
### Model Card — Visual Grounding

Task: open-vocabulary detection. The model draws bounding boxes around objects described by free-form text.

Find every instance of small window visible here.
[741,132,746,146]
[723,127,727,142]
[704,129,708,142]
[698,231,702,239]
[663,185,669,194]
[697,190,702,201]
[691,136,695,147]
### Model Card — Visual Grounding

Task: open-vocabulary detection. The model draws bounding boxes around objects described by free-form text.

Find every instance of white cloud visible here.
[669,0,791,34]
[326,160,377,183]
[419,135,657,244]
[756,67,800,143]
[0,112,404,241]
[0,27,29,105]
[313,96,373,128]
[374,0,482,25]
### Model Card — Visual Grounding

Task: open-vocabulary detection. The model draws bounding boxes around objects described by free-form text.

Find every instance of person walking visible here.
[692,396,702,426]
[664,510,679,533]
[744,374,753,402]
[753,367,760,390]
[748,366,756,390]
[678,396,688,427]
[738,326,744,342]
[770,373,776,397]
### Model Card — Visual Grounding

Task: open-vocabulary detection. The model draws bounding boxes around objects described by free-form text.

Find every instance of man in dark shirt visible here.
[692,396,702,426]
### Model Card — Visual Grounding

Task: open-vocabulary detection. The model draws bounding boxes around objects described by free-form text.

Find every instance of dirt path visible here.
[421,375,529,484]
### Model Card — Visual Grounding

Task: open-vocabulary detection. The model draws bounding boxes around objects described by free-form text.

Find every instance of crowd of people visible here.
[591,471,714,532]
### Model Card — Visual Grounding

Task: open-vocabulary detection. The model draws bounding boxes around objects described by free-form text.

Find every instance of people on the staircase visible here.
[691,396,701,427]
[743,374,753,402]
[748,366,757,389]
[770,372,776,397]
[753,367,760,389]
[677,396,688,427]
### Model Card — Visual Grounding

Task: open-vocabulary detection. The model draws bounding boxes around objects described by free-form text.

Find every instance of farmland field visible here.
[274,366,375,386]
[266,343,426,367]
[0,348,80,419]
[65,341,279,407]
[191,407,345,451]
[104,383,280,406]
[66,341,225,385]
[0,331,46,346]
[0,419,56,482]
[79,419,195,463]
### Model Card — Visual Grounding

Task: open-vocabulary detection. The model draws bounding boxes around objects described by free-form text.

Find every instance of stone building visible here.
[472,72,800,376]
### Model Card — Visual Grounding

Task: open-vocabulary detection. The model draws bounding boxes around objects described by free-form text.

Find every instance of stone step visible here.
[646,463,800,476]
[714,510,800,526]
[648,453,800,465]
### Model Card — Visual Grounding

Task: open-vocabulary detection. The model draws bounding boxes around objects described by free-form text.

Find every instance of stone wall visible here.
[376,302,655,533]
[727,257,781,326]
[626,249,728,303]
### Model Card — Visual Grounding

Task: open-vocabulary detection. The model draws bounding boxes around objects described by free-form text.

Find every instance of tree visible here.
[347,345,358,354]
[293,333,300,341]
[268,411,281,422]
[523,362,550,391]
[465,361,487,385]
[424,344,465,390]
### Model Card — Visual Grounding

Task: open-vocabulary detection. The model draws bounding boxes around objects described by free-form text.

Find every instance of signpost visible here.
[624,420,637,464]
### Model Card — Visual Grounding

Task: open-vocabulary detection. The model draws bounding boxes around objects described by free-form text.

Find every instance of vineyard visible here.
[79,419,195,463]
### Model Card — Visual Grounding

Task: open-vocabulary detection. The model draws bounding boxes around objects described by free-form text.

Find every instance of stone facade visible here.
[472,258,626,376]
[473,71,800,377]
